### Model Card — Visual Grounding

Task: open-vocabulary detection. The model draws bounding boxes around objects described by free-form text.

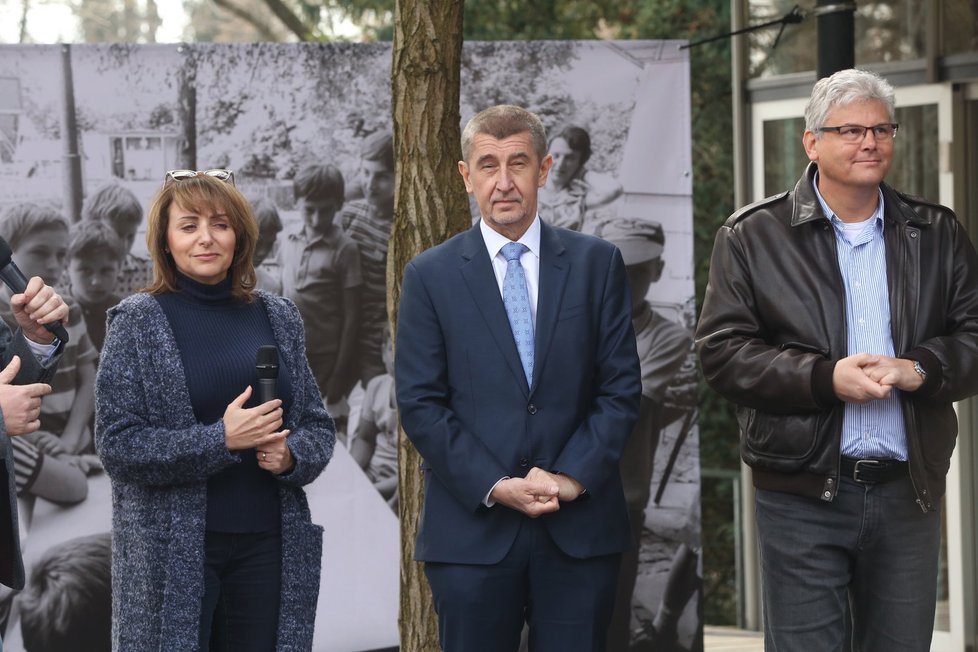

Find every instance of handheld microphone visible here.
[0,236,70,343]
[256,345,279,404]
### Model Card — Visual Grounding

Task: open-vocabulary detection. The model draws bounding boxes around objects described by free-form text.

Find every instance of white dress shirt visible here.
[479,215,542,506]
[480,216,541,324]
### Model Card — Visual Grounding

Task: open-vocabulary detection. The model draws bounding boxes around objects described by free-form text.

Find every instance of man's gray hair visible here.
[804,69,896,137]
[460,105,548,163]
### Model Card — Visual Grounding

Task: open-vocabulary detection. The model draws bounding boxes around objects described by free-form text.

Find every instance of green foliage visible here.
[461,0,617,40]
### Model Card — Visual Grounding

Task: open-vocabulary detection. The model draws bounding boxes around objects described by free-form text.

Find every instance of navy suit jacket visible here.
[0,325,61,590]
[395,220,641,564]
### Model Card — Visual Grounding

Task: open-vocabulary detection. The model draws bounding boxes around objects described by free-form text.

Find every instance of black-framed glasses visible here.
[164,168,235,186]
[817,123,899,142]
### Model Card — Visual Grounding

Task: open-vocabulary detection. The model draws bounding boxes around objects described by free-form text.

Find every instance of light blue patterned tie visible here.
[501,242,534,384]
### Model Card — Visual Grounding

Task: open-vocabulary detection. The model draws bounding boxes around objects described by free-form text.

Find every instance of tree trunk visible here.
[390,1,469,649]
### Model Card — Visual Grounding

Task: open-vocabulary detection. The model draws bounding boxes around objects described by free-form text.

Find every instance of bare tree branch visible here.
[19,0,29,43]
[259,0,316,41]
[210,0,280,41]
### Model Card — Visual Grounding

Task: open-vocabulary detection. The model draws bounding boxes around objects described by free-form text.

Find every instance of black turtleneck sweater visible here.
[156,273,293,532]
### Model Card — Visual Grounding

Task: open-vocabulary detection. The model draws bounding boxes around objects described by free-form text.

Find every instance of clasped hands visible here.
[833,352,924,404]
[223,385,294,474]
[490,467,584,518]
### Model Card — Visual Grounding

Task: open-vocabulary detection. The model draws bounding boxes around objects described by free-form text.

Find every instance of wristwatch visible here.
[912,360,927,381]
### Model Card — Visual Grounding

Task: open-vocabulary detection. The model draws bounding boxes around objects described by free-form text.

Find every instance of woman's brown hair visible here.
[144,174,258,301]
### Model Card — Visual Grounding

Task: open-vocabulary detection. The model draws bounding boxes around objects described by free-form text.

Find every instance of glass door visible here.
[957,82,978,652]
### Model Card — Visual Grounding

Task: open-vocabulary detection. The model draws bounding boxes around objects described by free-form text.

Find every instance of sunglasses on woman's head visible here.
[163,169,235,187]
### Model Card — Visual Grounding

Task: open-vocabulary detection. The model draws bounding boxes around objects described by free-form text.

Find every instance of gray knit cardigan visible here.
[95,291,335,651]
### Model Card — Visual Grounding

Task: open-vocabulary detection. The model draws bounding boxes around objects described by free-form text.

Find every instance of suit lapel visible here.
[458,225,531,395]
[531,222,569,395]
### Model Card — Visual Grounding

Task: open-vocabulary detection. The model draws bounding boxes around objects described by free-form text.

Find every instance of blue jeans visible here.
[200,530,282,652]
[755,475,940,652]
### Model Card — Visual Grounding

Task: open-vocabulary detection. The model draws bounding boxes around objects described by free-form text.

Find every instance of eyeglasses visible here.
[817,123,899,142]
[163,169,235,186]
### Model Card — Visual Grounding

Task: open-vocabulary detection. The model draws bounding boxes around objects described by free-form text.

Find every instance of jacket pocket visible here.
[778,341,829,356]
[740,408,823,471]
[916,404,957,473]
[557,303,587,321]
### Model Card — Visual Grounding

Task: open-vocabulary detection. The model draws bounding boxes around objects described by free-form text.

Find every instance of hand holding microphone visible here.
[256,345,279,404]
[222,346,294,474]
[223,385,285,451]
[0,236,69,344]
[254,345,294,473]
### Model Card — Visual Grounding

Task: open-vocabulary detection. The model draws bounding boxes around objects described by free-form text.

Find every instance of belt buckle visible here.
[852,459,884,483]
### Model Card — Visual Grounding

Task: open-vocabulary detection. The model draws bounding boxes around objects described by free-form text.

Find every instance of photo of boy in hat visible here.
[598,217,695,651]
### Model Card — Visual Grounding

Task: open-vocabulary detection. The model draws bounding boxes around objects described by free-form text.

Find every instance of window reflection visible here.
[748,1,937,78]
[761,105,938,200]
[762,117,806,196]
[943,0,978,55]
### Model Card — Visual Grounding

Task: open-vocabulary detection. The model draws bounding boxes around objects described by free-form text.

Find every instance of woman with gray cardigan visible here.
[95,170,334,651]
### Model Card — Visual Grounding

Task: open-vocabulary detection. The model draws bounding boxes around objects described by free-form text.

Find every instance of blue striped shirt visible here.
[813,180,907,460]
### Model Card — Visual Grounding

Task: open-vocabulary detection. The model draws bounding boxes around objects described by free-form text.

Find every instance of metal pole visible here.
[731,0,750,210]
[815,1,856,79]
[729,0,761,631]
[733,472,744,629]
[60,44,83,222]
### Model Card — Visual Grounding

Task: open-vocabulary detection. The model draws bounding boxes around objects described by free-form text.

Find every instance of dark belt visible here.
[839,456,908,484]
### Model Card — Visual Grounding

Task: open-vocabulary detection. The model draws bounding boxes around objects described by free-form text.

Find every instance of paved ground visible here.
[703,626,763,651]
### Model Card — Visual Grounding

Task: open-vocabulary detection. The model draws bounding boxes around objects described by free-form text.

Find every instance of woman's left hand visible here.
[256,431,295,475]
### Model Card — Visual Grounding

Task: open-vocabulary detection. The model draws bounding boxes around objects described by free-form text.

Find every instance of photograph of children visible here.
[349,325,397,511]
[279,163,363,428]
[597,217,700,651]
[0,39,695,651]
[251,197,283,294]
[338,131,394,387]
[79,183,153,296]
[0,204,99,456]
[16,532,111,652]
[64,221,126,354]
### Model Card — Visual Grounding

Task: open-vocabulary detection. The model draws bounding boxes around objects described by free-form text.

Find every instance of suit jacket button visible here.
[527,404,537,414]
[519,458,529,468]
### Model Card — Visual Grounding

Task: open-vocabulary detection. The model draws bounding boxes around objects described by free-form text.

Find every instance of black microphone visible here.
[256,345,279,404]
[0,236,69,343]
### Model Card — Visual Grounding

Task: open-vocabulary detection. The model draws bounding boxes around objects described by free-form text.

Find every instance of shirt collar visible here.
[812,171,885,232]
[288,225,332,245]
[480,215,541,260]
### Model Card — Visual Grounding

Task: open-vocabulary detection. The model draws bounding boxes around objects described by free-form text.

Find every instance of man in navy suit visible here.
[395,105,641,652]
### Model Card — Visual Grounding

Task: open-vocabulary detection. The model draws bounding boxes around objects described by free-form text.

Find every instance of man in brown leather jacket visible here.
[696,68,978,652]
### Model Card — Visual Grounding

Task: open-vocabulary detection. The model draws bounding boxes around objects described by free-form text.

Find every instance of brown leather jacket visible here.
[695,163,978,511]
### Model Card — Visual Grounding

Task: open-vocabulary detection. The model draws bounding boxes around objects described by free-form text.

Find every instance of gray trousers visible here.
[755,474,941,652]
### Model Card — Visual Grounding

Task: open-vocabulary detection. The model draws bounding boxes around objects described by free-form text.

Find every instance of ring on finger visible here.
[261,451,268,462]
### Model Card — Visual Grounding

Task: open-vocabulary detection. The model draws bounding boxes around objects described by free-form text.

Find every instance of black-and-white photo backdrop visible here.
[0,40,697,651]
